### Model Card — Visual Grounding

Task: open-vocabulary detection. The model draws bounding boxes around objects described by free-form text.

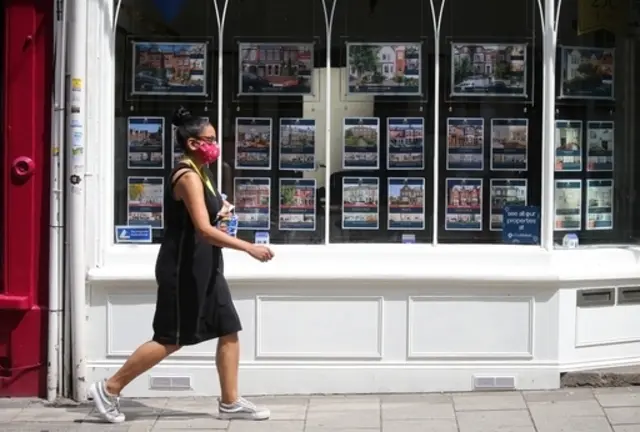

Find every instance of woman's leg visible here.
[106,341,181,394]
[216,333,270,420]
[89,341,180,423]
[216,333,239,404]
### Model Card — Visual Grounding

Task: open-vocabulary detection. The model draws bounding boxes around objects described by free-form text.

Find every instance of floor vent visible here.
[149,375,192,391]
[473,375,516,390]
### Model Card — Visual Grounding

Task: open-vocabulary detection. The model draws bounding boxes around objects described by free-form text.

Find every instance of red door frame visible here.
[0,0,52,397]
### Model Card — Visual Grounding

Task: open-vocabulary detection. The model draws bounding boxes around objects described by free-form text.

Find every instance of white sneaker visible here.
[88,380,126,423]
[218,397,270,420]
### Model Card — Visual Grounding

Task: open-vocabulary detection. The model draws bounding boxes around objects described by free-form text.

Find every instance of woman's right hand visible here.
[247,245,274,262]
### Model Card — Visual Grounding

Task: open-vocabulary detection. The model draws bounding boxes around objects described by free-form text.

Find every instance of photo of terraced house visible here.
[452,43,526,96]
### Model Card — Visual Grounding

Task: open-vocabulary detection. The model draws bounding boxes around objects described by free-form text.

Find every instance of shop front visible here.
[79,0,640,398]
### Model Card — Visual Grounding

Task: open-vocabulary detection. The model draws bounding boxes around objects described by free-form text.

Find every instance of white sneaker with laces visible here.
[88,380,126,423]
[218,397,270,420]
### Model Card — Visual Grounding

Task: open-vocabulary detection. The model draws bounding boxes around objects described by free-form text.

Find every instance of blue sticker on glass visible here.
[115,225,153,243]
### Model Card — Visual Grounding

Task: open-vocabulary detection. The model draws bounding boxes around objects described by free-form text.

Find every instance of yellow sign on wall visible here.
[578,0,622,35]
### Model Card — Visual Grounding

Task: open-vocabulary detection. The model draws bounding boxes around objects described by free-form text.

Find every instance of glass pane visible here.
[554,0,629,246]
[438,0,542,244]
[223,0,326,245]
[114,0,217,244]
[329,0,432,244]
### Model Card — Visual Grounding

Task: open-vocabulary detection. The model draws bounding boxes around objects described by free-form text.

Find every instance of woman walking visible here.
[89,107,274,423]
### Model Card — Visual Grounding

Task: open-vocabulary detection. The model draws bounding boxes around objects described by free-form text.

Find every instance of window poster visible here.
[559,46,614,100]
[171,117,209,168]
[587,121,614,172]
[346,43,422,95]
[445,178,482,231]
[555,120,583,172]
[387,177,425,230]
[490,118,528,171]
[387,117,425,170]
[586,179,613,230]
[489,179,527,231]
[446,118,484,170]
[127,176,164,229]
[279,178,316,231]
[451,43,527,97]
[233,177,271,230]
[235,117,272,170]
[343,117,380,169]
[279,118,316,171]
[554,179,582,231]
[342,177,380,230]
[131,41,207,97]
[238,43,314,95]
[127,117,164,169]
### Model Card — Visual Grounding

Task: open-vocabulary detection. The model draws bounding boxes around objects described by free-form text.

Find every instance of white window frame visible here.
[86,0,619,282]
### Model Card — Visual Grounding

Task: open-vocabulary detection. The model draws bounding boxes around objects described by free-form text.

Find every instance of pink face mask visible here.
[193,140,220,164]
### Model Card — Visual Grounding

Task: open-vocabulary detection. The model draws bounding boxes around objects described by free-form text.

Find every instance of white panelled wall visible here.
[78,0,640,397]
[85,245,640,397]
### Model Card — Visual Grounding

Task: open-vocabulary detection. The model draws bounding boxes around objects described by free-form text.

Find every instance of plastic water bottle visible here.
[562,233,579,248]
[227,214,238,237]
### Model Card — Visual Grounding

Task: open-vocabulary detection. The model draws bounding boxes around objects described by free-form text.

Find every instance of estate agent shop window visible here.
[112,0,640,249]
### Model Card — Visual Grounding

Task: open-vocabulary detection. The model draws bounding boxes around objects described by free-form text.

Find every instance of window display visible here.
[127,177,164,229]
[234,117,273,170]
[388,178,425,230]
[342,177,380,230]
[446,118,484,171]
[450,43,527,97]
[490,179,527,231]
[386,117,425,170]
[586,121,614,172]
[553,3,625,246]
[346,43,422,95]
[586,179,613,231]
[127,117,165,169]
[445,178,483,231]
[342,117,380,169]
[554,120,583,172]
[279,179,317,231]
[490,119,528,171]
[559,46,614,100]
[279,119,316,171]
[554,180,582,231]
[131,41,208,97]
[111,0,636,248]
[238,43,314,96]
[234,178,271,231]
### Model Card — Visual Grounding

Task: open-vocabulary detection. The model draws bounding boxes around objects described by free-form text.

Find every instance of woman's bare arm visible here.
[174,170,252,252]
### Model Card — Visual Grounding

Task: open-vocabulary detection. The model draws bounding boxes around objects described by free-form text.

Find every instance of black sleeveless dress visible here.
[152,162,242,346]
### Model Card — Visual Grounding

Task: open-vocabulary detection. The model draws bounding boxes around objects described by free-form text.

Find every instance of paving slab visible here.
[595,387,640,407]
[381,394,455,420]
[533,416,614,432]
[606,407,640,425]
[527,399,606,418]
[613,426,640,432]
[382,419,459,432]
[453,391,527,411]
[457,410,535,432]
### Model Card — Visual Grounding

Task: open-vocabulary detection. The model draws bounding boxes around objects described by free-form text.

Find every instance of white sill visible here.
[86,243,640,283]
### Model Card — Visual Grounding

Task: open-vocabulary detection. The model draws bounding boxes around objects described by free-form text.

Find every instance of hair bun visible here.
[171,106,193,127]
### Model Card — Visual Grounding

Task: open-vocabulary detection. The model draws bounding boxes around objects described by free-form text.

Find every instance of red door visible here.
[0,0,52,397]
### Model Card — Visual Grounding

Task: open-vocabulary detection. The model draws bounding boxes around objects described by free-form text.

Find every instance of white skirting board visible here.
[86,362,560,398]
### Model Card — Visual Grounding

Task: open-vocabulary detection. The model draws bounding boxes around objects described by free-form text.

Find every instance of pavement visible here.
[1,387,640,431]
